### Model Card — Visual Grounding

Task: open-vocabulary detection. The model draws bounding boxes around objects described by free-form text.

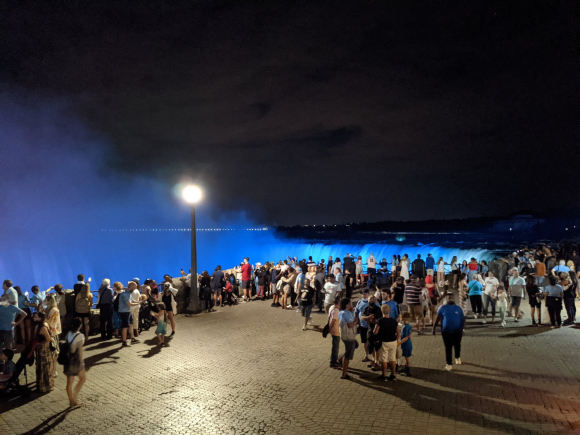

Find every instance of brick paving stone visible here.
[1,296,580,434]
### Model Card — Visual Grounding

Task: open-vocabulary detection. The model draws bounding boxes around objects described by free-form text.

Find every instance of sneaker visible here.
[122,341,129,347]
[387,375,396,381]
[501,321,506,327]
[445,364,452,371]
[514,318,519,323]
[302,326,306,331]
[482,319,487,324]
[455,358,462,365]
[474,314,478,319]
[276,303,282,307]
[286,305,292,309]
[296,309,300,313]
[271,303,276,307]
[131,338,140,343]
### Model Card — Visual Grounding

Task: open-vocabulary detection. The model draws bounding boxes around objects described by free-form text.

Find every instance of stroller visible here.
[138,300,153,332]
[1,343,35,397]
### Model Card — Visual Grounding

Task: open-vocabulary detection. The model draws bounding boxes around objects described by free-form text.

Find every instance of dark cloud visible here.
[2,0,579,225]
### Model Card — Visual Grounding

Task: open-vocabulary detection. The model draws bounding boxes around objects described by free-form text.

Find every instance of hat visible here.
[256,262,262,267]
[132,277,140,283]
[512,252,517,255]
[362,289,369,294]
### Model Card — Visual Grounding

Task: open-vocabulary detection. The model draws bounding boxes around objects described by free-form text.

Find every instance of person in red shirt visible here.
[240,258,253,302]
[223,274,234,307]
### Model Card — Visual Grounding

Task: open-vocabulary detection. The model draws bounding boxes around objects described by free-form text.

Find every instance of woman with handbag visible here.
[64,317,86,408]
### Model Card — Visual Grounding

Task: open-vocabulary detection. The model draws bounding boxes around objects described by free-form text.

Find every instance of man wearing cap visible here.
[354,289,372,362]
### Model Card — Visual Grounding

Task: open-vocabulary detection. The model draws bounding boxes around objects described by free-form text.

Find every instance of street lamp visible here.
[182,185,202,314]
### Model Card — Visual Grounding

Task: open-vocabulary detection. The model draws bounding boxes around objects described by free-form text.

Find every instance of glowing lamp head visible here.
[182,185,202,204]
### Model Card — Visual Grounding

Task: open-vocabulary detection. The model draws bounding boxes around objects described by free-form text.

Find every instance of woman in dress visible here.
[44,294,61,378]
[400,254,410,280]
[33,311,54,393]
[436,257,446,287]
[457,273,469,315]
[355,256,363,286]
[65,317,86,408]
[161,281,178,334]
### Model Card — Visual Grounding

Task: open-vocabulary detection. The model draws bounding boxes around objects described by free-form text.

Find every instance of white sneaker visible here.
[302,326,306,331]
[482,319,487,324]
[501,321,506,327]
[474,314,478,319]
[445,364,452,371]
[455,358,462,365]
[286,305,292,309]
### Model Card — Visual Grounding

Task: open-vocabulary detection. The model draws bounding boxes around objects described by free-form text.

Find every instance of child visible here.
[496,283,508,327]
[152,303,167,345]
[0,349,16,387]
[398,312,413,376]
[223,277,233,307]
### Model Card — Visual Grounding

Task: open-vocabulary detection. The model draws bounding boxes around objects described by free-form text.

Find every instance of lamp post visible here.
[182,185,202,314]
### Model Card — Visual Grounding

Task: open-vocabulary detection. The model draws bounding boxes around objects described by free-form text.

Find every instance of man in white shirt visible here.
[508,269,526,322]
[367,254,377,276]
[482,272,499,324]
[322,275,341,314]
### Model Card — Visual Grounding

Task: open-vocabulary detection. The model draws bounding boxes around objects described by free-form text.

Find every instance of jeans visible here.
[469,295,483,315]
[330,335,340,365]
[441,331,462,365]
[0,330,13,351]
[483,294,496,317]
[99,304,114,339]
[564,298,575,322]
[547,296,562,326]
[498,306,506,323]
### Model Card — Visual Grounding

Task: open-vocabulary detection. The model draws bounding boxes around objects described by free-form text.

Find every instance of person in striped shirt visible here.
[405,275,425,334]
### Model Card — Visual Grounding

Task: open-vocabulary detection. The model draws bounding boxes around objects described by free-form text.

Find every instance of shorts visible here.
[119,312,133,329]
[380,341,397,363]
[511,296,522,308]
[75,311,91,318]
[401,346,412,358]
[242,280,251,290]
[359,326,368,343]
[426,269,434,276]
[409,304,424,320]
[300,304,312,318]
[212,287,222,293]
[529,297,541,308]
[342,340,357,360]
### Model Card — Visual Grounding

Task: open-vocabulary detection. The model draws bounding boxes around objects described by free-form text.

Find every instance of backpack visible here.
[57,332,81,366]
[75,292,91,314]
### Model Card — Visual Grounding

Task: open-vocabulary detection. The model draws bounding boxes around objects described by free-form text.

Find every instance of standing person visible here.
[33,311,54,393]
[404,275,424,334]
[322,275,341,314]
[457,273,469,315]
[14,286,31,346]
[354,290,371,362]
[544,275,563,329]
[334,267,344,297]
[294,268,305,308]
[328,296,341,368]
[44,295,61,378]
[118,284,139,346]
[467,258,478,282]
[398,312,413,376]
[525,275,542,326]
[263,263,272,300]
[373,304,399,381]
[361,295,383,370]
[97,279,115,340]
[240,258,253,302]
[299,280,315,331]
[482,272,499,324]
[508,268,526,322]
[367,253,377,276]
[1,280,18,306]
[391,255,399,280]
[160,282,178,335]
[200,271,212,312]
[424,275,438,325]
[343,254,355,278]
[338,298,358,380]
[433,293,465,371]
[355,256,363,286]
[152,302,167,346]
[400,255,410,280]
[279,267,294,310]
[496,284,509,327]
[468,274,483,319]
[74,284,93,339]
[563,271,578,325]
[437,257,446,285]
[425,253,435,277]
[211,266,225,307]
[412,254,425,279]
[314,266,326,312]
[63,318,86,408]
[391,276,405,308]
[450,256,459,287]
[270,264,280,307]
[128,281,141,338]
[326,255,334,276]
[0,302,26,351]
[223,275,234,307]
[344,269,355,299]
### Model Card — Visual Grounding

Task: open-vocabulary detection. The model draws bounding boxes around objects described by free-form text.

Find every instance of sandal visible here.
[341,375,351,380]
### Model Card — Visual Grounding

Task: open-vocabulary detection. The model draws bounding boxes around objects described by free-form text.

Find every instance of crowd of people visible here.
[0,243,578,401]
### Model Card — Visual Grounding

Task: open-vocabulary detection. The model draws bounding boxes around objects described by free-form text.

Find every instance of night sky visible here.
[2,1,579,225]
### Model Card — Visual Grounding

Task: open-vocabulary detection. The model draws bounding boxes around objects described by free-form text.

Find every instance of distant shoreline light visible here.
[101,228,269,232]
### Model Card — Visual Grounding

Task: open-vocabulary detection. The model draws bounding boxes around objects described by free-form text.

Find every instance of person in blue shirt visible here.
[354,289,371,362]
[1,280,18,307]
[398,312,413,376]
[425,254,435,276]
[544,275,563,328]
[28,286,46,313]
[433,293,465,371]
[381,290,400,322]
[468,276,483,319]
[0,303,26,351]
